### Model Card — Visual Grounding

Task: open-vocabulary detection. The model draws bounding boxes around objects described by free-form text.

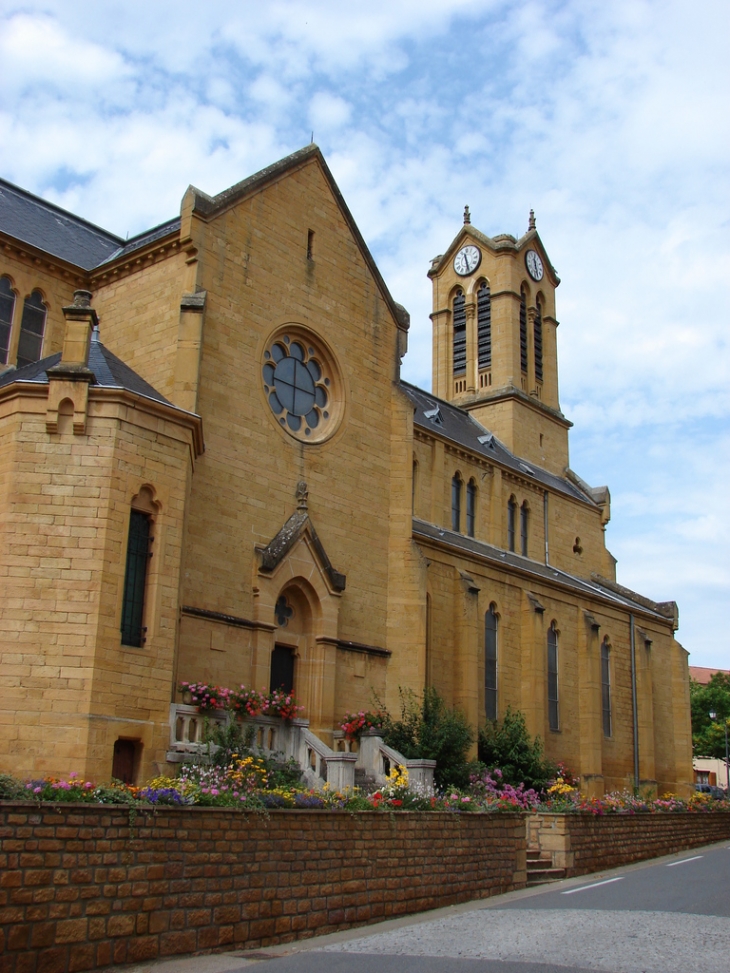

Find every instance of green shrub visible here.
[380,687,475,789]
[478,707,556,793]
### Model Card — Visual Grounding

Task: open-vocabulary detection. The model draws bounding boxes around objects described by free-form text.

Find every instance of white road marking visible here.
[561,877,624,894]
[666,855,704,867]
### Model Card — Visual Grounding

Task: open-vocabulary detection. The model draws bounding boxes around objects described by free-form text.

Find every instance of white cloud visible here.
[309,92,351,132]
[0,0,728,665]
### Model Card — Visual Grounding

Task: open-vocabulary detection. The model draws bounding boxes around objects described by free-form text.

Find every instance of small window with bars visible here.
[121,509,152,647]
[452,289,466,376]
[477,281,491,370]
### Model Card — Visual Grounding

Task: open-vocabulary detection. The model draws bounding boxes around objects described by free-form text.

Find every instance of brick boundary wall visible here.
[528,811,730,876]
[0,804,526,973]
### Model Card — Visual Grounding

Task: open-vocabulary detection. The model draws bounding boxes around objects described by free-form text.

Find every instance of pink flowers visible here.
[179,682,304,720]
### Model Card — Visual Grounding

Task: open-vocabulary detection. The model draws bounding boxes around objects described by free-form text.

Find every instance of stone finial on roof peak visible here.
[528,209,536,231]
[463,205,471,225]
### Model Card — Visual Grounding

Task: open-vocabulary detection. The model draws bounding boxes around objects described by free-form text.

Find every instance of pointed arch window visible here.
[0,277,16,365]
[507,496,517,552]
[534,297,543,383]
[477,281,491,370]
[17,290,47,368]
[547,622,559,731]
[466,479,477,537]
[452,289,466,376]
[601,638,612,737]
[451,473,463,532]
[121,510,152,647]
[485,605,498,720]
[520,502,529,557]
[519,287,528,374]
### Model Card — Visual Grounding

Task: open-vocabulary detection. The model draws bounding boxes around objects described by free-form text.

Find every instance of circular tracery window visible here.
[262,329,341,442]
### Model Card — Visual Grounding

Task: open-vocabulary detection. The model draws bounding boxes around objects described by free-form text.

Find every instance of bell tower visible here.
[428,209,571,475]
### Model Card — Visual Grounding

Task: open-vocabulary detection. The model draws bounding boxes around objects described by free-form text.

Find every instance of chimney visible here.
[58,290,97,371]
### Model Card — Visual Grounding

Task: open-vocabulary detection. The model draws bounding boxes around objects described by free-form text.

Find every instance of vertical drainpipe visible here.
[630,613,639,788]
[543,490,549,565]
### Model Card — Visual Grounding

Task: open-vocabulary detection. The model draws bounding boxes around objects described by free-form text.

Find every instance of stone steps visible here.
[526,849,567,886]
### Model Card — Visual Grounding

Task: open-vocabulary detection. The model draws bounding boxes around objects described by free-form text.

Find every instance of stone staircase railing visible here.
[167,704,434,794]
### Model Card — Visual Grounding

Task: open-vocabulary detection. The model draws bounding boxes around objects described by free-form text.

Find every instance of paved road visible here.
[133,840,730,973]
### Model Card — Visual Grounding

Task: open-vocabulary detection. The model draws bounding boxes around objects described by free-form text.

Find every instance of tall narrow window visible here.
[121,510,152,647]
[477,281,491,370]
[452,289,466,376]
[451,474,462,532]
[519,287,528,374]
[601,639,612,737]
[547,622,559,731]
[0,277,15,365]
[16,290,47,368]
[520,502,529,557]
[507,497,517,551]
[485,605,498,720]
[425,593,432,689]
[412,458,418,514]
[466,479,476,537]
[534,297,543,383]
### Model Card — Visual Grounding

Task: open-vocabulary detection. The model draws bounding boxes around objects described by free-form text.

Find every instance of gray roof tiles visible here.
[0,178,123,270]
[400,381,593,505]
[0,332,172,406]
[413,518,670,621]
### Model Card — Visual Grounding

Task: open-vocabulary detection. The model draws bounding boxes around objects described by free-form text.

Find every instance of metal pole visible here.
[725,721,729,795]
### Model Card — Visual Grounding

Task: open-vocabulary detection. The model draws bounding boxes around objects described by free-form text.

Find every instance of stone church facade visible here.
[0,146,693,795]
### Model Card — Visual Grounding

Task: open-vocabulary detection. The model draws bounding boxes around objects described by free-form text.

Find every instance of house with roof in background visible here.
[0,146,693,795]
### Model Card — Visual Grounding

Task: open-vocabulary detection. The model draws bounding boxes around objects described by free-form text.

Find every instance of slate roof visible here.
[0,178,123,270]
[400,381,593,505]
[96,218,181,267]
[413,518,673,622]
[0,330,172,406]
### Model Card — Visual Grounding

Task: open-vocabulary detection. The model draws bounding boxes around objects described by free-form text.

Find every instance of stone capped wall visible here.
[529,811,730,875]
[0,804,526,973]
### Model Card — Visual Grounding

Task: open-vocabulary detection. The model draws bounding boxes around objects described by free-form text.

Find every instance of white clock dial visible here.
[526,250,544,281]
[453,245,481,276]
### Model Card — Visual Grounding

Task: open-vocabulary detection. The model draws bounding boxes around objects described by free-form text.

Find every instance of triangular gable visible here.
[428,224,560,286]
[182,145,410,336]
[256,481,346,593]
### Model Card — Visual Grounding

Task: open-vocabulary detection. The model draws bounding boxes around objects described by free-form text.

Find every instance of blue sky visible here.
[1,0,728,666]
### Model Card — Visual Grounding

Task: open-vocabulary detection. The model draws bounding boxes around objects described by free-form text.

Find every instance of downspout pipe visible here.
[543,490,549,565]
[630,613,639,789]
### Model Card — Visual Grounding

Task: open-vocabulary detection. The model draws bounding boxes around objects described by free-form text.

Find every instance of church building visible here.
[0,145,693,795]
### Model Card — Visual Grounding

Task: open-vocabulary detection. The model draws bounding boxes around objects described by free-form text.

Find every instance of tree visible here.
[477,707,556,793]
[690,673,730,757]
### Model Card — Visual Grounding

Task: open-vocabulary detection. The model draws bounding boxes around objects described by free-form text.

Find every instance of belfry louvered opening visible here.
[452,289,466,376]
[477,281,491,370]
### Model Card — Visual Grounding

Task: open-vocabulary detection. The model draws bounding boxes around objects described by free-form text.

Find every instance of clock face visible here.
[526,249,544,281]
[453,245,481,276]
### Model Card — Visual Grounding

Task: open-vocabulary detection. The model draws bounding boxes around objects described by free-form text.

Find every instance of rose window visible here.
[263,332,338,442]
